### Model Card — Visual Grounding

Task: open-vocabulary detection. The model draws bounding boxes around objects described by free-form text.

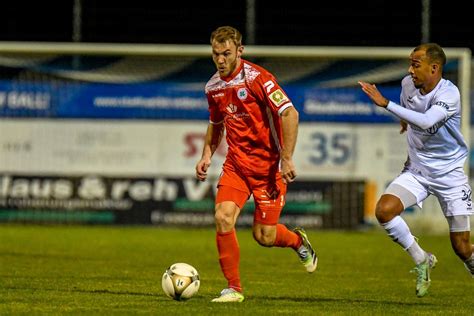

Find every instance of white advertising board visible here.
[2,119,470,231]
[0,119,223,177]
[0,119,407,195]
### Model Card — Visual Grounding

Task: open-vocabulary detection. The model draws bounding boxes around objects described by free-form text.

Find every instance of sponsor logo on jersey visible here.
[425,126,439,135]
[269,89,288,107]
[434,101,449,110]
[225,103,250,120]
[226,103,237,114]
[212,92,224,98]
[412,119,446,135]
[237,88,248,100]
[426,119,449,134]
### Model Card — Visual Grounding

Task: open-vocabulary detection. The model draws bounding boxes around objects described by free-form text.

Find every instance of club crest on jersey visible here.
[237,88,248,100]
[269,89,288,107]
[226,103,238,114]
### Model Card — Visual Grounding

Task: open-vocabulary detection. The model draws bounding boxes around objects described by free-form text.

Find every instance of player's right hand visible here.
[195,158,211,181]
[358,81,389,108]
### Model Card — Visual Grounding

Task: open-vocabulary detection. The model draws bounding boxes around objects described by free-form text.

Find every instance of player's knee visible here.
[214,211,234,230]
[375,202,391,223]
[255,235,274,247]
[252,230,274,247]
[375,196,402,224]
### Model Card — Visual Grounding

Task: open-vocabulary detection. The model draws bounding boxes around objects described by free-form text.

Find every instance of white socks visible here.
[407,240,427,265]
[382,216,426,264]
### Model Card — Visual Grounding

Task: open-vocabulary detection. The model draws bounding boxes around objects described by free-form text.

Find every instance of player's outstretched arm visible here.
[358,81,389,107]
[196,122,224,181]
[359,81,447,130]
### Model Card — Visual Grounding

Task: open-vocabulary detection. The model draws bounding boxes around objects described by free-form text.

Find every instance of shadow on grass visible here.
[4,286,161,298]
[78,288,160,297]
[252,295,435,306]
[5,286,442,307]
[0,250,104,262]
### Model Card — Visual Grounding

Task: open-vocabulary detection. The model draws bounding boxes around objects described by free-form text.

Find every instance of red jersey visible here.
[205,59,294,176]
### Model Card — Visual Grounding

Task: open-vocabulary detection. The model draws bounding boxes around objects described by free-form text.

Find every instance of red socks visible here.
[216,225,301,292]
[216,229,242,292]
[273,224,302,250]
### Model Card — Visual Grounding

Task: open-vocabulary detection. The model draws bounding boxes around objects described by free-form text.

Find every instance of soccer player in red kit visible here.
[195,26,318,302]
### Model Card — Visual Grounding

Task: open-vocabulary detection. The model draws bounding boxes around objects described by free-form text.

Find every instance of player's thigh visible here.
[447,215,471,233]
[214,200,242,229]
[216,166,250,209]
[435,182,473,217]
[249,173,287,225]
[215,168,250,228]
[385,171,429,209]
[215,185,249,226]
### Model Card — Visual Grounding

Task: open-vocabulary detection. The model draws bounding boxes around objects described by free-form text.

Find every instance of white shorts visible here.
[385,167,473,217]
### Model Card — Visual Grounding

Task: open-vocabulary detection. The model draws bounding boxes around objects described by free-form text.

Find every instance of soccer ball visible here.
[161,262,200,301]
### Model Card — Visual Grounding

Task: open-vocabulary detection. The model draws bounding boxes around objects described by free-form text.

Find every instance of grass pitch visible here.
[1,224,473,315]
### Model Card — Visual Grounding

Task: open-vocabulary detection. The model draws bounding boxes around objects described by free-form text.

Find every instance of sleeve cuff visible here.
[278,102,293,116]
[386,101,397,111]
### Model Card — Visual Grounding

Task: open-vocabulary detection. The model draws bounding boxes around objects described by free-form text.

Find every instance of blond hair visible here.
[210,26,242,47]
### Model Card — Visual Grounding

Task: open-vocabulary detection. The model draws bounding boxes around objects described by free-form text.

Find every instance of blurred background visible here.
[0,0,472,233]
[0,0,472,49]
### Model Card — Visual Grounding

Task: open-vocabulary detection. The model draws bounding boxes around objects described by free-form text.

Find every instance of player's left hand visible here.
[281,158,296,184]
[358,81,389,108]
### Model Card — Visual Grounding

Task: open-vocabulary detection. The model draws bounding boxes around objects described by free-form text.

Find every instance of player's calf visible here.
[464,252,474,278]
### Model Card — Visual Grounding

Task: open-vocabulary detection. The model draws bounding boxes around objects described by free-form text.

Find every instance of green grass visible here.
[1,224,473,315]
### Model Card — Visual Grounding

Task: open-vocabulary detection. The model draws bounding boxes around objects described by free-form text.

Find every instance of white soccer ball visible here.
[161,262,200,301]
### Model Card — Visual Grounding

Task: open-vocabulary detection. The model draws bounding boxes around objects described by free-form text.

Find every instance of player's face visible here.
[408,49,433,90]
[211,40,242,78]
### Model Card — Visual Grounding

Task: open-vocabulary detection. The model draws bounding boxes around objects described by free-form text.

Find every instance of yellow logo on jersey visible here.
[269,89,288,107]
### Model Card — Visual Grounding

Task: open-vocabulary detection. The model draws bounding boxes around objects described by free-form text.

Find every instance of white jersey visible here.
[398,75,468,177]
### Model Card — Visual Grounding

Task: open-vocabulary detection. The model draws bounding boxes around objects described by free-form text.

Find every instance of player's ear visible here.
[431,63,439,74]
[237,46,244,58]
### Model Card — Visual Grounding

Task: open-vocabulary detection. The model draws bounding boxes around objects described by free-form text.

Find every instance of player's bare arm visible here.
[358,81,389,107]
[280,106,299,183]
[400,120,408,134]
[196,122,224,181]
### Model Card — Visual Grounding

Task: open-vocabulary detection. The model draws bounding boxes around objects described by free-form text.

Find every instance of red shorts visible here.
[215,164,287,225]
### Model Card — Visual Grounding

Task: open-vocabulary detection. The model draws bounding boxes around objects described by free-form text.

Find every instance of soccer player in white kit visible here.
[359,43,474,297]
